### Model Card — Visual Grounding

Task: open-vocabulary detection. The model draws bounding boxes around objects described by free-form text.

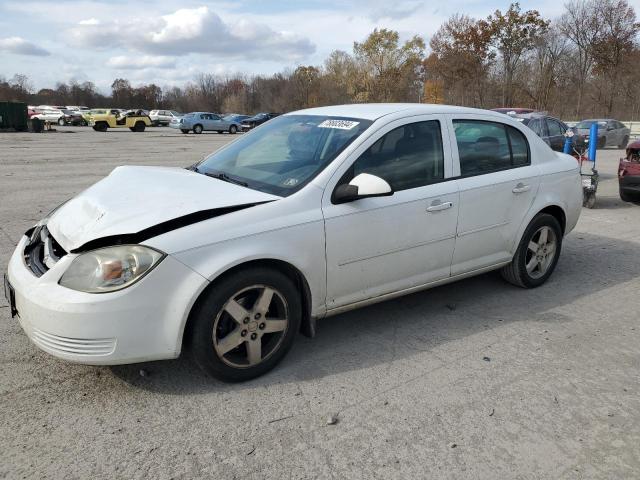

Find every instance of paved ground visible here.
[1,126,639,479]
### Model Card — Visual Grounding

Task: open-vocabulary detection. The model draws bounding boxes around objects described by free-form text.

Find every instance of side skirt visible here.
[323,261,512,318]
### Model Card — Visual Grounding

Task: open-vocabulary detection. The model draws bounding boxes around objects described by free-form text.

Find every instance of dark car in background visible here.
[491,107,536,115]
[241,112,281,131]
[224,114,251,124]
[513,113,578,152]
[575,119,630,149]
[619,140,640,202]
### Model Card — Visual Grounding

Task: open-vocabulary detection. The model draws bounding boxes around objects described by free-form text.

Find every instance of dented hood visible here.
[47,166,279,252]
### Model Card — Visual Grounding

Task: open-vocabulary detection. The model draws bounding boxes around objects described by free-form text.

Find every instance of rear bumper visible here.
[7,236,208,365]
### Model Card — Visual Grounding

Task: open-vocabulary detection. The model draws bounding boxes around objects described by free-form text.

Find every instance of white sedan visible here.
[5,104,582,381]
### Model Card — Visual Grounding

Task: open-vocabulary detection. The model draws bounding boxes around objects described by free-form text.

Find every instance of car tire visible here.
[229,125,237,134]
[134,122,145,132]
[58,118,65,126]
[598,137,606,149]
[500,213,562,289]
[620,190,632,202]
[181,129,190,134]
[92,122,108,132]
[194,124,203,134]
[190,267,302,382]
[619,136,629,149]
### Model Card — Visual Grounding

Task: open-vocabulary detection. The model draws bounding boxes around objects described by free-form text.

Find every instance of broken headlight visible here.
[59,245,165,293]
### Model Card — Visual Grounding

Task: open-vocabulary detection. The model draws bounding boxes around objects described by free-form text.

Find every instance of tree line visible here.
[1,1,638,120]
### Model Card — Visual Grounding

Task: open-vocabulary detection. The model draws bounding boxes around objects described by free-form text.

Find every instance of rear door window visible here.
[453,120,530,176]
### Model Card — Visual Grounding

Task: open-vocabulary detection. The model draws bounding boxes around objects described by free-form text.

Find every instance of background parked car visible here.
[60,109,85,126]
[149,110,182,126]
[224,114,251,124]
[241,112,281,131]
[491,107,536,115]
[619,140,640,202]
[575,119,629,149]
[32,108,68,126]
[513,113,581,152]
[171,112,242,134]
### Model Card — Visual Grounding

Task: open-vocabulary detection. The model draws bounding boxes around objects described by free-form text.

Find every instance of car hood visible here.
[47,166,280,252]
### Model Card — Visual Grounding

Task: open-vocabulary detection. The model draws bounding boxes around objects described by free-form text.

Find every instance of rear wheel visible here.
[134,121,145,132]
[190,267,301,382]
[193,124,203,134]
[619,136,629,149]
[58,117,66,126]
[501,213,562,289]
[229,124,238,134]
[92,122,108,132]
[598,137,606,149]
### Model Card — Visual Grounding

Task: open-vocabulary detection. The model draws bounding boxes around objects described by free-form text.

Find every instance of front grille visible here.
[31,327,116,356]
[23,225,67,277]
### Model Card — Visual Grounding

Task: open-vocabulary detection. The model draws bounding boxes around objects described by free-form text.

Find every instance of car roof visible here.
[288,103,503,121]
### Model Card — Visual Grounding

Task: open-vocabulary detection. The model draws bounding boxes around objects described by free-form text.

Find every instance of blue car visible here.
[170,112,242,134]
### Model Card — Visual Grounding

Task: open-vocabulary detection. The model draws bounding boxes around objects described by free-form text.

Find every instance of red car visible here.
[619,140,640,202]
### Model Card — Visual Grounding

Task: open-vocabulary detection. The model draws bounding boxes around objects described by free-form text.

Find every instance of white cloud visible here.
[78,18,100,25]
[106,55,176,69]
[0,36,50,56]
[70,6,315,61]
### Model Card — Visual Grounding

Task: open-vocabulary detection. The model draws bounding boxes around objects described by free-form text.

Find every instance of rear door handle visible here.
[512,183,531,194]
[427,201,453,212]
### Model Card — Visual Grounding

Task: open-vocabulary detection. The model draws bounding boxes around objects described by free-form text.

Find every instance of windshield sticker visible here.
[318,120,360,130]
[283,178,299,186]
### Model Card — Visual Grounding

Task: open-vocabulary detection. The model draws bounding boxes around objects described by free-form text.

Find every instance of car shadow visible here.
[109,231,640,394]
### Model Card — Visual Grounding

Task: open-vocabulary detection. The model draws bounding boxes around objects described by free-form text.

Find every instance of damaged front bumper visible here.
[7,234,208,365]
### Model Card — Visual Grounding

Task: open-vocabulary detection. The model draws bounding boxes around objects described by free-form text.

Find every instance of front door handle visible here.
[427,201,453,212]
[512,183,531,194]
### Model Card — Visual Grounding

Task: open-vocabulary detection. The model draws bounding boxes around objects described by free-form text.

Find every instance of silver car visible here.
[575,119,630,149]
[171,112,241,134]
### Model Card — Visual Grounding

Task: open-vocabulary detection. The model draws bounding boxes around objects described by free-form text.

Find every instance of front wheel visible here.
[190,268,301,382]
[500,213,562,289]
[193,124,203,134]
[134,122,145,132]
[229,124,237,134]
[58,118,66,126]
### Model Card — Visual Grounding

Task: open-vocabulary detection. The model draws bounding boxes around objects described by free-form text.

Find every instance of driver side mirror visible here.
[333,173,393,204]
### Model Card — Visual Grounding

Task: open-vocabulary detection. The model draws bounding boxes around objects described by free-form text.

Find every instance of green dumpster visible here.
[0,101,28,131]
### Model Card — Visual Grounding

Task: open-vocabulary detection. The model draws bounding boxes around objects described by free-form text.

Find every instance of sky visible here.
[1,0,639,94]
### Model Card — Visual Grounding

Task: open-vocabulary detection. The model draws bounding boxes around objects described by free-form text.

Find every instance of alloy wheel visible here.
[525,226,557,279]
[212,285,289,368]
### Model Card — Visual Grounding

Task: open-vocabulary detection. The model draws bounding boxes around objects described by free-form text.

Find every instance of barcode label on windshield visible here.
[318,120,360,130]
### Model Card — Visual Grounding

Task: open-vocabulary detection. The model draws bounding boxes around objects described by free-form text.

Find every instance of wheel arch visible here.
[510,200,569,257]
[180,257,315,355]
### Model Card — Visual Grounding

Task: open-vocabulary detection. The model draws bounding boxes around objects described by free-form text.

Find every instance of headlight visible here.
[59,245,165,293]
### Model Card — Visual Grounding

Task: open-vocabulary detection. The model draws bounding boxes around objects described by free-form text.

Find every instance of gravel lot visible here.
[1,126,639,479]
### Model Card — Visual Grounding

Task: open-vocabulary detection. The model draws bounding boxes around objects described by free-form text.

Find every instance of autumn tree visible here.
[353,28,425,102]
[590,0,638,115]
[482,3,550,106]
[558,0,602,117]
[425,14,493,106]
